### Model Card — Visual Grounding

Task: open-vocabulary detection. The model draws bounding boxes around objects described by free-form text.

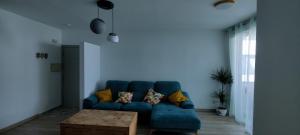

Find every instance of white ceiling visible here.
[0,0,256,31]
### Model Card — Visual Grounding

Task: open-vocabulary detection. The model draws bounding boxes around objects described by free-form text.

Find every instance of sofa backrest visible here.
[105,80,181,102]
[129,81,154,102]
[106,80,129,101]
[154,81,181,97]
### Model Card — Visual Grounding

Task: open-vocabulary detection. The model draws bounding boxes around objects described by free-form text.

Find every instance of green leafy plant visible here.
[211,68,233,109]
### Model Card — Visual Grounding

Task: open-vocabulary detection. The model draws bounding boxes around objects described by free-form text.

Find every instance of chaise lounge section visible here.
[83,80,201,134]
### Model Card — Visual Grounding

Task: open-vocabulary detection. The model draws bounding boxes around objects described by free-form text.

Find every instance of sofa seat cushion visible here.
[121,102,152,112]
[106,80,129,101]
[129,81,154,102]
[180,92,195,109]
[154,81,181,97]
[151,103,201,130]
[92,102,122,110]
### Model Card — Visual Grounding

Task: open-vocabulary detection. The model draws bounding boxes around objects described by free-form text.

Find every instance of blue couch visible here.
[83,80,201,134]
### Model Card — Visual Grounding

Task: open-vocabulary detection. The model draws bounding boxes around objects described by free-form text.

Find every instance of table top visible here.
[61,110,138,128]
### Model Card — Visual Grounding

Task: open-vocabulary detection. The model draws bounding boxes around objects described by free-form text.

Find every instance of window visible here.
[242,36,256,83]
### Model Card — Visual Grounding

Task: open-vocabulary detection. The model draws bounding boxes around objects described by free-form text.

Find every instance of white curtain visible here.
[228,18,256,135]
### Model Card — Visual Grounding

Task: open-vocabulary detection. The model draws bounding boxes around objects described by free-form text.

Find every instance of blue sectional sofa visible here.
[83,80,201,134]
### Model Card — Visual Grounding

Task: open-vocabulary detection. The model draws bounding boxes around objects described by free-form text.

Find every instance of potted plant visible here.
[211,68,233,116]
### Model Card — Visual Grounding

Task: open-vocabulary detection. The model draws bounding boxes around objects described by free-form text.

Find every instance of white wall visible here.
[254,0,300,135]
[63,29,228,109]
[0,9,62,129]
[80,42,101,103]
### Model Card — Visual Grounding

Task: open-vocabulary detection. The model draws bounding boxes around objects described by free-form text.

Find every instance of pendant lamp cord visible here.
[112,8,114,33]
[97,7,99,18]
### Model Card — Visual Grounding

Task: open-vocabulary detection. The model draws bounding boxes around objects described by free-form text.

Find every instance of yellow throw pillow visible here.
[96,89,112,102]
[168,90,188,106]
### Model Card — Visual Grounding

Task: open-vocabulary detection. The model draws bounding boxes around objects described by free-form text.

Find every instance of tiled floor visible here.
[1,108,247,135]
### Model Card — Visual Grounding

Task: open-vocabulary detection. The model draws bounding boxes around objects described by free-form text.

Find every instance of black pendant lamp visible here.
[90,6,105,34]
[90,0,114,34]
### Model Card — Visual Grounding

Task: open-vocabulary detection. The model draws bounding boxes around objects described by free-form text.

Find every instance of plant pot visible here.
[216,108,227,116]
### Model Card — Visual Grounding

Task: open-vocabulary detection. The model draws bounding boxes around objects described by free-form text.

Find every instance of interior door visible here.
[62,45,80,109]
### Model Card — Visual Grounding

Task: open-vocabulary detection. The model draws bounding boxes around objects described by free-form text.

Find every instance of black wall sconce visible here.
[36,53,48,59]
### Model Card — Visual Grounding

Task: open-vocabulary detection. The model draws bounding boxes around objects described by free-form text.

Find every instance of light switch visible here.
[50,63,61,72]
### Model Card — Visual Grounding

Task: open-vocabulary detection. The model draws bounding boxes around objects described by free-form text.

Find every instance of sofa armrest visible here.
[180,91,195,109]
[83,95,98,109]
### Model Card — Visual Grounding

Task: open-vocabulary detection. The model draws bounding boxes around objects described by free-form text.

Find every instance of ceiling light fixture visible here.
[97,0,114,10]
[90,0,114,34]
[214,0,235,10]
[107,8,119,44]
[90,5,105,34]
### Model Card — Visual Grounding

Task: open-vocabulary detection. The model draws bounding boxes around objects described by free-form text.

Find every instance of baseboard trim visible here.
[196,109,216,112]
[0,106,62,133]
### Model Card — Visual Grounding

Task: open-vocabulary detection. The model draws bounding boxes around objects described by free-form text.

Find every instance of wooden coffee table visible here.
[60,110,138,135]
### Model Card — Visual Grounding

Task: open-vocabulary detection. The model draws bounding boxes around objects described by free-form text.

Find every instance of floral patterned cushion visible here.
[144,89,164,105]
[115,92,133,104]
